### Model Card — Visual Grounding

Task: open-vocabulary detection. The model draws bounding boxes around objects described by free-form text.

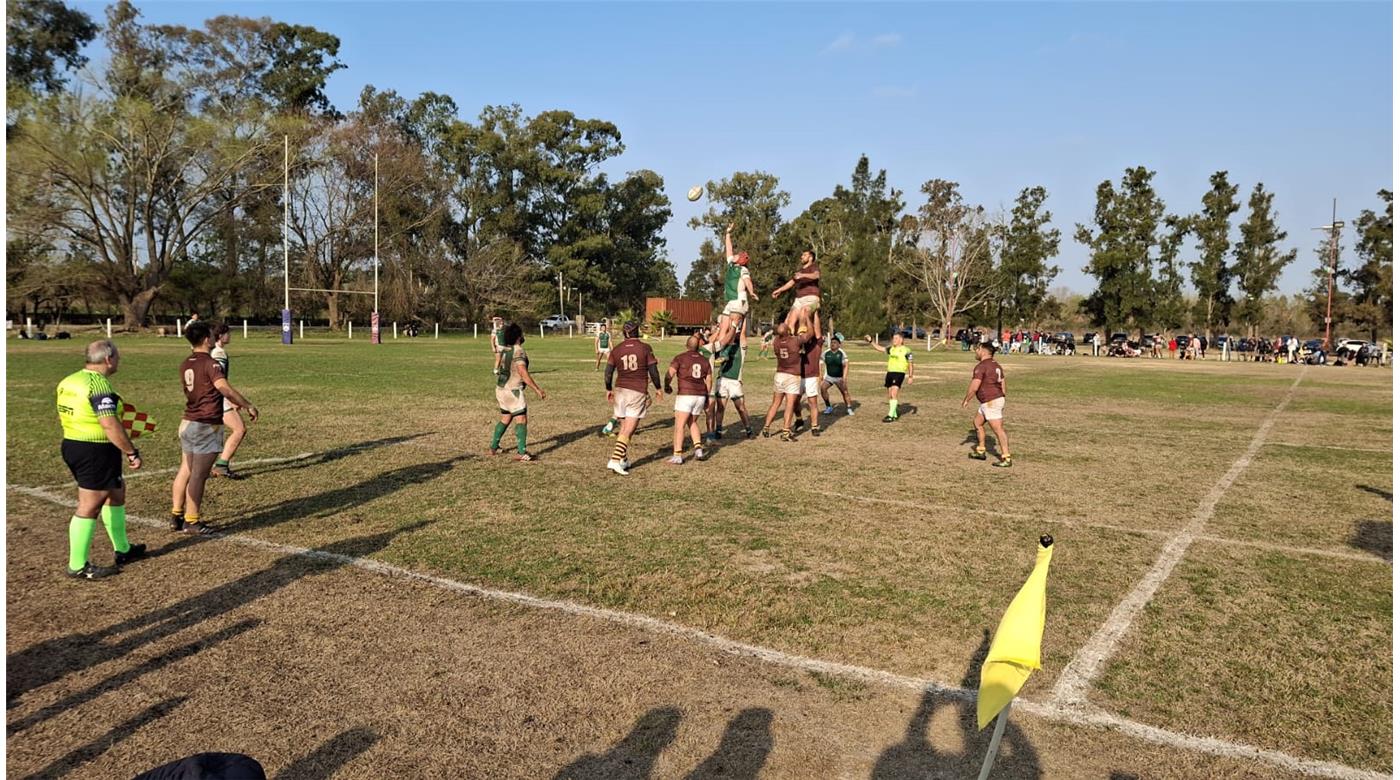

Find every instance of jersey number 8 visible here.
[690,363,703,379]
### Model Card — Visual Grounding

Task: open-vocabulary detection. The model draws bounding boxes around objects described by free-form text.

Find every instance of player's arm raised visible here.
[213,377,259,422]
[725,223,735,259]
[865,335,888,354]
[771,277,795,299]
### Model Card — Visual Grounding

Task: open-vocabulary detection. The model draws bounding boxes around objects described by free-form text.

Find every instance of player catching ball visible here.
[820,334,855,415]
[963,341,1012,467]
[604,321,663,475]
[710,223,757,354]
[490,323,546,461]
[665,335,713,464]
[866,333,913,423]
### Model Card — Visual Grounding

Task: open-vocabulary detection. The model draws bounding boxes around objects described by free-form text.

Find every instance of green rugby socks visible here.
[888,399,898,418]
[515,423,528,454]
[490,422,508,450]
[101,505,130,553]
[68,515,96,572]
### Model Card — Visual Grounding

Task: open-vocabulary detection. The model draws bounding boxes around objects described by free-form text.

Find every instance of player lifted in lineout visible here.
[604,321,663,475]
[771,249,821,337]
[665,335,713,464]
[866,332,913,423]
[710,223,757,355]
[963,341,1012,468]
[490,323,546,461]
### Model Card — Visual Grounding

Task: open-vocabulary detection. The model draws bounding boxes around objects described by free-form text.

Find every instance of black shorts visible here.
[61,439,124,491]
[884,371,906,388]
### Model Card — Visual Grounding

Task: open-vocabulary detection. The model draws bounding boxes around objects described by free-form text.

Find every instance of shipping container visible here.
[645,297,713,328]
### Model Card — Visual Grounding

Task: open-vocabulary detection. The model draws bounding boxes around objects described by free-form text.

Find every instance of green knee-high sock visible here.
[515,423,528,454]
[68,516,97,572]
[490,422,508,450]
[888,398,898,417]
[101,505,130,553]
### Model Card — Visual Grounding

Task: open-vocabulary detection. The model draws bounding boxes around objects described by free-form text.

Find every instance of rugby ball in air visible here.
[687,185,704,202]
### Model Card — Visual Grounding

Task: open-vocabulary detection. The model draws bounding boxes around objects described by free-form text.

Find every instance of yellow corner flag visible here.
[977,535,1054,729]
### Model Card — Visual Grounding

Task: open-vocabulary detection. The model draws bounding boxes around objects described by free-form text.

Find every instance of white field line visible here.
[6,482,1386,780]
[1050,370,1308,707]
[1265,441,1393,455]
[820,487,1385,566]
[36,452,318,491]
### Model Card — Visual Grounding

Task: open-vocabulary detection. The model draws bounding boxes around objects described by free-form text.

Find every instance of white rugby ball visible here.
[687,185,704,202]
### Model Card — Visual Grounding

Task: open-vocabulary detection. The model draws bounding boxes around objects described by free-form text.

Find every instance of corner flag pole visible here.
[976,706,1011,780]
[282,134,293,344]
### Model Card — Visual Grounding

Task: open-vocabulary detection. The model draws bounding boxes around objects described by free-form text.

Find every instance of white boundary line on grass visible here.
[1051,370,1308,706]
[6,481,1384,780]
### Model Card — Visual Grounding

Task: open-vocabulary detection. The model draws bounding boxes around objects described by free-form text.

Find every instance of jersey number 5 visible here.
[778,348,789,360]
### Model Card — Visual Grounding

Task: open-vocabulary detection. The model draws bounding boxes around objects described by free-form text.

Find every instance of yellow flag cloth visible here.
[977,541,1054,729]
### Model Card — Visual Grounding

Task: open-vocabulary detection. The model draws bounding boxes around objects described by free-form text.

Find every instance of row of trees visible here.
[6,1,1392,342]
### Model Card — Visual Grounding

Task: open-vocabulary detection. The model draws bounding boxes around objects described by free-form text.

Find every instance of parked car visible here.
[889,325,928,339]
[1299,338,1328,364]
[1110,332,1128,345]
[540,314,573,331]
[1213,334,1235,351]
[1138,334,1157,350]
[1082,331,1097,345]
[1334,338,1368,358]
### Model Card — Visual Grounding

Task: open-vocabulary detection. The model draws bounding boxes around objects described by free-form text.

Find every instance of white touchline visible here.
[1051,370,1308,707]
[5,480,1384,780]
[36,452,319,491]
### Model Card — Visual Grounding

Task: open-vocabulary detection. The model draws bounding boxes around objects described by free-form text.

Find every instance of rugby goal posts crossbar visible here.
[287,288,377,296]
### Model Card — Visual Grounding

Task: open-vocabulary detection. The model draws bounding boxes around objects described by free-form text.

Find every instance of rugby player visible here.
[594,318,613,371]
[866,332,913,423]
[771,249,822,337]
[490,323,547,461]
[55,340,146,579]
[963,341,1012,467]
[820,334,855,415]
[490,316,506,373]
[604,321,663,475]
[707,338,753,441]
[665,335,712,464]
[210,323,246,479]
[711,223,756,354]
[170,322,258,535]
[760,323,808,441]
[797,319,824,436]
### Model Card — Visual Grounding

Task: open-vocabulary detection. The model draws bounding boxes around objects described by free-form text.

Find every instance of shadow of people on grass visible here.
[684,707,774,780]
[7,521,430,711]
[238,433,434,479]
[1350,520,1392,561]
[554,706,682,780]
[19,696,188,780]
[226,456,466,534]
[1355,483,1393,502]
[871,629,1041,779]
[271,727,379,780]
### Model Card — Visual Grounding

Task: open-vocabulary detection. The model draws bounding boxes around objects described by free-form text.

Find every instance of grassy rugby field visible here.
[5,330,1392,778]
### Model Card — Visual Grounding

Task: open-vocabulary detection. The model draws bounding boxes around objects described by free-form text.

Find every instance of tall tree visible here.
[1077,167,1166,331]
[893,179,993,343]
[1231,184,1296,337]
[1347,189,1393,342]
[6,0,98,94]
[995,185,1061,327]
[1187,171,1239,338]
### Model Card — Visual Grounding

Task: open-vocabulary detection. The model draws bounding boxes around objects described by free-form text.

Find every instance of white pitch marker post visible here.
[299,320,304,340]
[243,320,248,339]
[473,323,478,339]
[105,319,112,338]
[348,321,353,339]
[434,323,439,339]
[176,319,182,338]
[393,322,398,339]
[539,323,544,339]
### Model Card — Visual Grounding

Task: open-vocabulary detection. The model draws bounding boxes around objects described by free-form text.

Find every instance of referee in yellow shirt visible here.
[55,340,146,579]
[866,332,914,422]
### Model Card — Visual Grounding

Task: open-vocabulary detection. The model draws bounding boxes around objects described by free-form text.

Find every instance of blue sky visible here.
[75,1,1392,295]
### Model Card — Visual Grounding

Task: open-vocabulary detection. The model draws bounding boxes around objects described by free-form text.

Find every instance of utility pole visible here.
[1313,199,1345,348]
[558,272,565,320]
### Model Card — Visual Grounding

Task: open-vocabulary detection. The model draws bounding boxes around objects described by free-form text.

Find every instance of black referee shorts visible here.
[61,440,124,491]
[884,371,906,388]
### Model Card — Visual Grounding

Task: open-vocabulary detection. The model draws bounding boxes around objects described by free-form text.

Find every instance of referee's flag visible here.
[977,537,1054,729]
